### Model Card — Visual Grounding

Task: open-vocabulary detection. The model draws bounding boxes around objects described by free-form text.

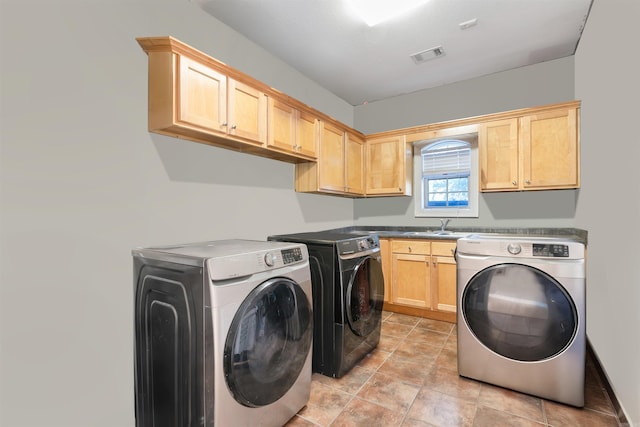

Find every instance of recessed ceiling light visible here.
[410,46,445,64]
[346,0,431,27]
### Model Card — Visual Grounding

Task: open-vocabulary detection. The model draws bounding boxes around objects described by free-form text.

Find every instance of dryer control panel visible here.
[456,235,584,260]
[533,243,569,257]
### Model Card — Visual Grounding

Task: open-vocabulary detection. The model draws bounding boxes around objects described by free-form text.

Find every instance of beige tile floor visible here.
[286,311,622,427]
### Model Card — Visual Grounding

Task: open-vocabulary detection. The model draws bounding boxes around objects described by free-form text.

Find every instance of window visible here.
[414,134,478,217]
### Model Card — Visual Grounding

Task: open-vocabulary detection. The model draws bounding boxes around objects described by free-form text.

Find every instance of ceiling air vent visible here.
[410,46,445,64]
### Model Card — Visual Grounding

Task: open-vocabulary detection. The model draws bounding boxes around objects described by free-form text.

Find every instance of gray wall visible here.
[353,57,578,230]
[354,56,575,134]
[575,0,640,425]
[0,1,354,426]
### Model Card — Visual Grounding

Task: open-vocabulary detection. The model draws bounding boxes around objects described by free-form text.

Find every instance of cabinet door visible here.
[433,255,456,313]
[345,132,364,195]
[479,118,519,191]
[296,110,319,159]
[391,253,430,308]
[366,135,410,195]
[318,121,346,192]
[521,108,579,189]
[178,56,227,134]
[227,79,267,144]
[268,98,297,152]
[379,238,391,303]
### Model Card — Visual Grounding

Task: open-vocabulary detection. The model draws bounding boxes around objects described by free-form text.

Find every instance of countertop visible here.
[329,226,588,245]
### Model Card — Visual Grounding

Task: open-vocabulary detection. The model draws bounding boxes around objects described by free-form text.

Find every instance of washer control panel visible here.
[533,243,569,257]
[338,235,380,259]
[281,247,304,264]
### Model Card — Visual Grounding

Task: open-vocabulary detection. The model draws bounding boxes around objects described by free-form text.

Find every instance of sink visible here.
[401,231,435,236]
[402,230,471,238]
[345,229,471,238]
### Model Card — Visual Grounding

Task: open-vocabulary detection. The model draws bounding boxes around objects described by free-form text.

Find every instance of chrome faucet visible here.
[440,218,450,232]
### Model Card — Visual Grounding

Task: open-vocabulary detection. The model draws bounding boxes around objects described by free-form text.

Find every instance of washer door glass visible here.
[346,257,384,337]
[224,278,312,407]
[462,263,577,362]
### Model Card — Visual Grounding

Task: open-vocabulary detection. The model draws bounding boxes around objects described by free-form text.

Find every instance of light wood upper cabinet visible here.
[140,37,581,196]
[139,36,319,163]
[177,56,227,133]
[318,121,347,192]
[227,78,268,143]
[479,118,519,191]
[365,135,412,196]
[521,107,579,189]
[177,56,267,145]
[480,104,580,191]
[345,132,365,195]
[295,122,365,196]
[268,98,318,160]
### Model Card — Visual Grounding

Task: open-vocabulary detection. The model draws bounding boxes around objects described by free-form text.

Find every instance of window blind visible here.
[422,141,470,176]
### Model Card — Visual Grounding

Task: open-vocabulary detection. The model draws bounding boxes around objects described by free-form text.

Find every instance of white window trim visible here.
[413,132,479,218]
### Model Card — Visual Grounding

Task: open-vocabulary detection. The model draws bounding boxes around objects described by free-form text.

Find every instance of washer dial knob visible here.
[507,243,522,255]
[264,252,276,266]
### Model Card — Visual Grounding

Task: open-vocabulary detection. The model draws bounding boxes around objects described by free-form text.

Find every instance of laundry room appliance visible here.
[456,234,586,407]
[268,231,384,378]
[132,239,313,427]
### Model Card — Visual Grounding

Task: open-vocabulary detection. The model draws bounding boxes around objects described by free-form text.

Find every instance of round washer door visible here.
[224,277,312,407]
[346,256,384,337]
[462,263,577,362]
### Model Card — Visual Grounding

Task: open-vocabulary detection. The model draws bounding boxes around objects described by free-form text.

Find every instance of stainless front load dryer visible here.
[133,240,313,427]
[456,234,586,407]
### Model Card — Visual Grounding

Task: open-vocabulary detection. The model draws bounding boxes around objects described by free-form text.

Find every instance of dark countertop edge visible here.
[328,226,588,245]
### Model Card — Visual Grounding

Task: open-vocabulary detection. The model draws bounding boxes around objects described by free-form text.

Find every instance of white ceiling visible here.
[193,0,593,106]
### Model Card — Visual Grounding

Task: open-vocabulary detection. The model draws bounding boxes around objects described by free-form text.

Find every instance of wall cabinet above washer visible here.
[138,36,321,163]
[268,98,318,160]
[295,123,365,196]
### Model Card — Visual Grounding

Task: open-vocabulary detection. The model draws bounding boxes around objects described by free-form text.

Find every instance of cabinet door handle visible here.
[222,122,228,127]
[512,180,517,186]
[408,247,412,253]
[231,124,237,130]
[425,260,429,266]
[525,180,531,184]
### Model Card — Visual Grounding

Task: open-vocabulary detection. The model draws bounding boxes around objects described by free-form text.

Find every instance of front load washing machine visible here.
[268,231,384,378]
[456,234,586,407]
[132,240,313,427]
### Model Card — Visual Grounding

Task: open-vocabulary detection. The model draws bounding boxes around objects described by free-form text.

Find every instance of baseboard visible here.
[587,339,630,426]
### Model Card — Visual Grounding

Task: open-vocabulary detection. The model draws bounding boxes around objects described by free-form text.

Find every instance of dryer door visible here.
[461,263,577,362]
[345,256,384,337]
[223,277,312,407]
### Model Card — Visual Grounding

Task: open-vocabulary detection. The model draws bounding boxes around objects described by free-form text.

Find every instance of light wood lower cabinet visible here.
[382,238,457,322]
[431,241,457,313]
